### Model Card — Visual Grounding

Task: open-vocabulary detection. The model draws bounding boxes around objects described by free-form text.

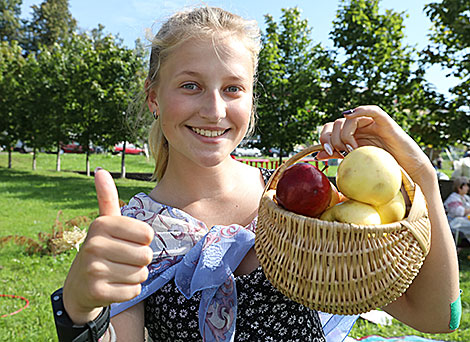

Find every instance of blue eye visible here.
[226,86,240,93]
[182,83,198,90]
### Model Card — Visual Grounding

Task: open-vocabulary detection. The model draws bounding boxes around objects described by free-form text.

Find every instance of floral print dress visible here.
[141,168,326,341]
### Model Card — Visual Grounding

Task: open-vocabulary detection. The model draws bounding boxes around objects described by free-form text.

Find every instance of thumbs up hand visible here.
[63,168,154,324]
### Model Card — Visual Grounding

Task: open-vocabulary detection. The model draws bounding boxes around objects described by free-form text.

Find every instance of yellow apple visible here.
[336,146,402,206]
[319,206,335,221]
[319,199,381,225]
[375,190,406,224]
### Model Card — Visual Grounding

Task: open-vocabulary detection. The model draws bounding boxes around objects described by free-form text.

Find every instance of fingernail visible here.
[94,167,103,174]
[342,109,355,115]
[346,144,354,152]
[324,143,333,156]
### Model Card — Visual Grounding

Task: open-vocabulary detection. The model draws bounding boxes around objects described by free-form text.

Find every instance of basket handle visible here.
[264,144,324,195]
[400,168,425,221]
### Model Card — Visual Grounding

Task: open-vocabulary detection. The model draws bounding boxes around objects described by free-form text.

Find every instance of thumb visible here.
[94,168,122,216]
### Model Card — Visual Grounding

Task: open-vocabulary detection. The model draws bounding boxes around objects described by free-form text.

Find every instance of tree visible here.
[325,0,454,150]
[67,28,147,176]
[96,34,150,178]
[4,0,78,171]
[23,42,74,171]
[256,8,333,162]
[108,38,150,178]
[19,50,43,170]
[424,0,470,145]
[65,32,108,176]
[0,0,23,42]
[0,40,26,168]
[328,1,417,126]
[23,0,76,52]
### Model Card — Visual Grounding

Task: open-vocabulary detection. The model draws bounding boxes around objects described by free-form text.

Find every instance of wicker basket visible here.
[256,145,431,315]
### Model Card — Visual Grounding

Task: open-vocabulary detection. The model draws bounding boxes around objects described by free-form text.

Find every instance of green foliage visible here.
[49,27,148,175]
[425,0,470,73]
[0,40,26,153]
[23,0,76,52]
[325,0,456,149]
[424,0,470,145]
[0,0,149,175]
[0,0,23,41]
[2,0,470,171]
[29,43,75,158]
[256,8,333,160]
[329,1,412,124]
[7,1,148,173]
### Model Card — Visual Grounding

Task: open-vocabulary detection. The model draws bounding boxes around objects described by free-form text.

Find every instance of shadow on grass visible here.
[0,167,153,211]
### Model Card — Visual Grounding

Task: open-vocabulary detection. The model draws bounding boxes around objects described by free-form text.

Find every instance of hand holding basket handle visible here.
[317,105,433,190]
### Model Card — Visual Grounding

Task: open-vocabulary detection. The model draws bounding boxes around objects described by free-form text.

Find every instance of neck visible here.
[151,155,242,208]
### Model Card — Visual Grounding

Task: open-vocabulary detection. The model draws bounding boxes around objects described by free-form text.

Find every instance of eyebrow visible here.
[174,70,200,78]
[174,70,251,83]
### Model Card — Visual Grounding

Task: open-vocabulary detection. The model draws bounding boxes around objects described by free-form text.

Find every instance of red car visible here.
[61,142,94,153]
[113,142,144,155]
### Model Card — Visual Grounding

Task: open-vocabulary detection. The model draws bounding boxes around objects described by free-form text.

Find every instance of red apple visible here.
[276,163,332,218]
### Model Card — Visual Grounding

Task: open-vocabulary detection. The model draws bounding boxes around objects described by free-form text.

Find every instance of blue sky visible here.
[20,0,457,97]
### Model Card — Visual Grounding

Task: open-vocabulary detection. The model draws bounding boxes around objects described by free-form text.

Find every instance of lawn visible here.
[0,156,155,341]
[0,150,155,174]
[0,152,467,341]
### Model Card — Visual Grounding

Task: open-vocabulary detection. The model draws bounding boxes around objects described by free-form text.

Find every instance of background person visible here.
[444,176,470,242]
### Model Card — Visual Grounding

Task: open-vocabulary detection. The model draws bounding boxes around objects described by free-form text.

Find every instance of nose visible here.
[199,89,227,122]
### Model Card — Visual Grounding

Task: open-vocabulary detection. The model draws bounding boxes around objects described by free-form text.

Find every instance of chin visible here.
[192,151,232,168]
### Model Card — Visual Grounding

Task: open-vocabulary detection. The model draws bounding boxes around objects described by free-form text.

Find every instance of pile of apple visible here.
[275,146,406,225]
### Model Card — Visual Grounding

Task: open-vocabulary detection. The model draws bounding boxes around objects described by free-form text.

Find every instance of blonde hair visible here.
[146,6,261,181]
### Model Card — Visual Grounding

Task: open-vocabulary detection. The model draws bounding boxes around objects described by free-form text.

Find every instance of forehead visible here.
[160,36,255,80]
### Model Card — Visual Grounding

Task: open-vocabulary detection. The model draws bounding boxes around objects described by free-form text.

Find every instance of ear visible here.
[145,79,159,115]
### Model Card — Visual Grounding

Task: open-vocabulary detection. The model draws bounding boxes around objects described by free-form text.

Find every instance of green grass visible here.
[0,151,155,174]
[0,162,154,341]
[349,248,470,341]
[0,152,467,341]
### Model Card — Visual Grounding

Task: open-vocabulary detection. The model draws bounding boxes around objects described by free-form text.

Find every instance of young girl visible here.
[52,6,460,342]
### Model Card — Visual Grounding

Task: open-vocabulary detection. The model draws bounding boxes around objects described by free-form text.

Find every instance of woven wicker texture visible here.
[256,145,431,315]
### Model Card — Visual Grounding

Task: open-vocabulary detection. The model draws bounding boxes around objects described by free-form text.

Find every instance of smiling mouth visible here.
[191,127,228,137]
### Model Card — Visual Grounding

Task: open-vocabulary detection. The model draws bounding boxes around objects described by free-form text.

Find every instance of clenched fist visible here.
[63,169,154,324]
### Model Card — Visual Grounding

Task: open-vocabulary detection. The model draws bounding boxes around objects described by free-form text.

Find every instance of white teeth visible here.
[192,127,226,137]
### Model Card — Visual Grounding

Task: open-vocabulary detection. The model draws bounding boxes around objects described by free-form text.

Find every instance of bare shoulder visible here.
[231,160,266,190]
[111,302,145,341]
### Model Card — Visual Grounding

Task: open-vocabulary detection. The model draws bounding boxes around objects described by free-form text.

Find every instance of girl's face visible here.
[152,36,254,168]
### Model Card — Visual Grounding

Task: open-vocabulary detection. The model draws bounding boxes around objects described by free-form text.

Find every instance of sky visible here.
[20,0,458,97]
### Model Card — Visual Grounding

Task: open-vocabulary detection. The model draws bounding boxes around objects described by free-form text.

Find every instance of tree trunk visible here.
[56,142,61,172]
[120,141,127,179]
[32,148,37,171]
[8,148,12,168]
[86,151,90,176]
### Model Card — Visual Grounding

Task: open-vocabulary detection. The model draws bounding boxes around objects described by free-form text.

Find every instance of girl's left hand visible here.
[317,105,434,185]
